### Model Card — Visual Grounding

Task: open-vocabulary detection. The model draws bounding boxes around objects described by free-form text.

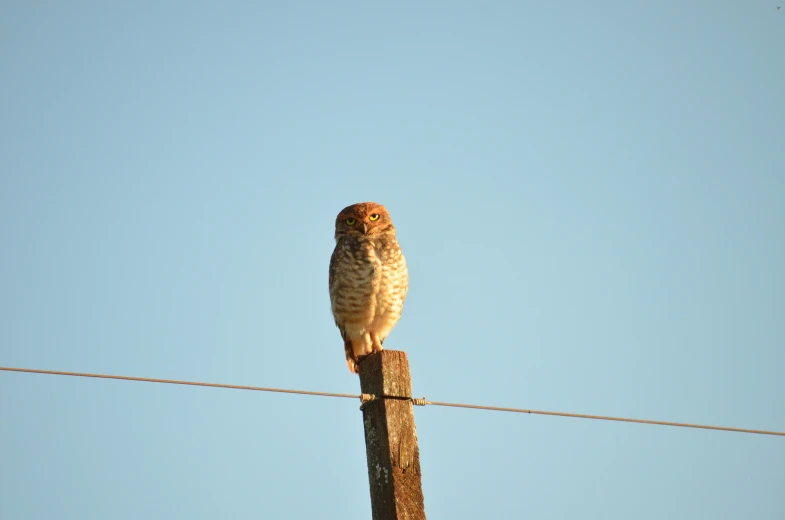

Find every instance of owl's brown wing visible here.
[329,243,360,373]
[328,245,343,327]
[328,245,348,334]
[328,246,338,297]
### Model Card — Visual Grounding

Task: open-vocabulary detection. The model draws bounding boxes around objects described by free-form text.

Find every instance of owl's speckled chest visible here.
[329,234,408,324]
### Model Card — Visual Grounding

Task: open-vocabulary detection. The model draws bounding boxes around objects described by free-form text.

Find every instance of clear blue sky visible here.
[2,2,784,519]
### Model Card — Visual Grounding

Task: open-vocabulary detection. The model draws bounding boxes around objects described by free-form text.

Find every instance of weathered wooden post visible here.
[358,350,426,520]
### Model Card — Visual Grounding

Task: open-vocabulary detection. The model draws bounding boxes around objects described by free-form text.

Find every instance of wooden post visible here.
[358,350,426,520]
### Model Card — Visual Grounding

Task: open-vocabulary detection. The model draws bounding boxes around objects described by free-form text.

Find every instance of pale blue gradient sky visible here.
[2,2,784,519]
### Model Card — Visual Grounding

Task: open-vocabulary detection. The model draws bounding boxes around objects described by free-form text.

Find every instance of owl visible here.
[329,202,409,374]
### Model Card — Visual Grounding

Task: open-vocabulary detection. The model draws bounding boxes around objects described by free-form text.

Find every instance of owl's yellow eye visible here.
[369,214,380,221]
[345,218,357,226]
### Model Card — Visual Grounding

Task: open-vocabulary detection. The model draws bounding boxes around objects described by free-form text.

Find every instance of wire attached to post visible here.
[359,394,427,408]
[3,366,784,437]
[359,393,376,410]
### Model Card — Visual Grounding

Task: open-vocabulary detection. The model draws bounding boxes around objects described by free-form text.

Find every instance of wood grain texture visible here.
[358,351,426,520]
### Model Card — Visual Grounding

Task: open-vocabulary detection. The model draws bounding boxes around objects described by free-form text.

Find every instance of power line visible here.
[2,366,783,437]
[423,401,784,436]
[0,366,359,400]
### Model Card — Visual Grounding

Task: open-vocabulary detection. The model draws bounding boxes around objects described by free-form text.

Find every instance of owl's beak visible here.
[359,222,368,234]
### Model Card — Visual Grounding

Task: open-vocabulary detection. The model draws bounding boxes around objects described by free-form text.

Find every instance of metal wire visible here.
[423,401,785,436]
[2,366,783,437]
[0,366,359,399]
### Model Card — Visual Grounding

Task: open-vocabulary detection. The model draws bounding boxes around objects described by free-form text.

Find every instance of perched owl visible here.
[329,202,409,374]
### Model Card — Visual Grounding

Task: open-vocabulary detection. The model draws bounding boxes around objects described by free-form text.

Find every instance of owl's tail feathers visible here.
[344,339,359,375]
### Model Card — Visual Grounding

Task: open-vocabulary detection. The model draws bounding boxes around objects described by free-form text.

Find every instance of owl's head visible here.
[334,202,396,240]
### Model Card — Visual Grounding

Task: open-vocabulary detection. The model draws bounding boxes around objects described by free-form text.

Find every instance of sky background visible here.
[2,1,784,519]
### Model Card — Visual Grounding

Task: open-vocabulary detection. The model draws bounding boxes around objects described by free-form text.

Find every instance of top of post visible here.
[358,350,412,398]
